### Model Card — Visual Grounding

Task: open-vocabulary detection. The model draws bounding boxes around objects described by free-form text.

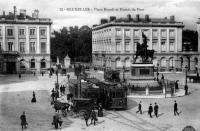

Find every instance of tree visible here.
[51,26,92,63]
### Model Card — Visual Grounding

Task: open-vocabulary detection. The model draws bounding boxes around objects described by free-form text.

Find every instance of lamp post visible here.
[156,63,159,81]
[55,66,59,91]
[123,65,125,82]
[185,65,188,95]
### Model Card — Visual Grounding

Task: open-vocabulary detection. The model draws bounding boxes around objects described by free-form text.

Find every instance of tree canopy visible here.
[51,26,92,63]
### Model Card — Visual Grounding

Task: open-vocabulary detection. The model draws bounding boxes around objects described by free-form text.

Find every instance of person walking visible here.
[91,109,97,125]
[174,101,179,116]
[161,74,164,80]
[98,103,103,117]
[20,112,28,130]
[184,84,188,95]
[19,73,21,79]
[148,104,153,118]
[51,88,55,102]
[136,101,142,114]
[52,113,59,129]
[154,103,159,118]
[58,114,63,129]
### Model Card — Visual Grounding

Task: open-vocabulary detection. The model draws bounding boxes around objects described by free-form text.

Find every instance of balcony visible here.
[1,51,20,57]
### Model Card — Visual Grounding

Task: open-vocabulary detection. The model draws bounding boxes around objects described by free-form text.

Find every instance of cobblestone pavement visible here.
[0,71,199,131]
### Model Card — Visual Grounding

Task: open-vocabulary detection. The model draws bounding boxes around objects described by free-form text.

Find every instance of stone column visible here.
[146,85,149,95]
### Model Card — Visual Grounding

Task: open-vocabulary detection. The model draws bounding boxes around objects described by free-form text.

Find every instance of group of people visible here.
[59,85,66,95]
[136,100,180,118]
[51,88,60,102]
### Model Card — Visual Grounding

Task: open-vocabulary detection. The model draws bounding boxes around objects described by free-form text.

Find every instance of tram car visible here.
[68,78,127,110]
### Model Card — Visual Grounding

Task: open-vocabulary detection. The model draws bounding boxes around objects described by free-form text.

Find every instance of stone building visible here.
[0,6,52,74]
[92,14,199,72]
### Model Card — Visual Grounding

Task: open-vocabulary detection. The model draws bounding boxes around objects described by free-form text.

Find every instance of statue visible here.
[133,32,155,63]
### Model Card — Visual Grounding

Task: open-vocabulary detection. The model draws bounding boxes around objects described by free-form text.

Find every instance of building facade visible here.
[0,7,52,74]
[92,14,199,72]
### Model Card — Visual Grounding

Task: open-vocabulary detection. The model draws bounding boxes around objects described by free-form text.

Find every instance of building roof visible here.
[92,15,184,30]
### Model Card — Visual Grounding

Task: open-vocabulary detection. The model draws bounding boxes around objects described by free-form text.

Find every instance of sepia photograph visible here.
[0,0,199,130]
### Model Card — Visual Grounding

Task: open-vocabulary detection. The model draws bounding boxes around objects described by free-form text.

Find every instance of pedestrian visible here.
[60,85,63,96]
[184,84,188,95]
[31,91,36,103]
[20,112,28,130]
[58,114,63,129]
[98,103,103,117]
[174,100,179,116]
[91,109,97,125]
[19,73,21,79]
[41,72,44,76]
[161,74,164,80]
[56,90,59,100]
[154,103,159,118]
[136,101,142,114]
[63,85,66,94]
[175,80,179,89]
[51,88,55,102]
[67,74,70,80]
[148,104,153,118]
[52,113,59,129]
[34,72,36,76]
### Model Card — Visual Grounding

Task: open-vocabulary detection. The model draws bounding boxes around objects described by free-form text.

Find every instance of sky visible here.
[0,0,200,31]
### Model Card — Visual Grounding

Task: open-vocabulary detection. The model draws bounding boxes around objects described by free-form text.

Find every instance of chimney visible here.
[100,19,108,24]
[20,9,26,19]
[109,16,116,22]
[13,6,17,18]
[127,14,131,21]
[170,15,175,22]
[145,14,149,22]
[34,9,39,18]
[136,14,140,21]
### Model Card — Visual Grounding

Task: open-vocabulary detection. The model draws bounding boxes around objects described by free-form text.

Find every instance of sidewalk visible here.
[128,89,185,99]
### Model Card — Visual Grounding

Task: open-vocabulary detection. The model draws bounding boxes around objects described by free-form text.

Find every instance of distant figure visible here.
[67,74,70,80]
[136,101,142,114]
[31,91,36,103]
[184,85,188,95]
[154,103,159,118]
[161,74,164,80]
[41,72,44,76]
[62,85,66,94]
[174,101,179,116]
[20,112,28,130]
[19,73,21,79]
[148,104,153,118]
[58,114,63,129]
[34,72,36,76]
[98,103,103,117]
[60,85,63,95]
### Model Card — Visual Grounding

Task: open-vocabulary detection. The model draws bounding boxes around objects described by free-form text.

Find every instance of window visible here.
[19,29,25,36]
[40,29,46,36]
[161,40,166,52]
[125,58,131,67]
[125,30,130,37]
[19,42,25,53]
[41,59,46,68]
[20,59,26,69]
[116,41,121,51]
[30,42,36,53]
[169,30,175,38]
[161,30,167,38]
[30,29,36,36]
[41,42,46,53]
[7,29,13,36]
[125,41,130,51]
[116,58,122,68]
[116,29,121,36]
[169,40,174,51]
[134,30,140,38]
[0,29,2,36]
[8,42,13,51]
[169,58,173,67]
[160,58,166,67]
[152,30,158,38]
[30,59,35,68]
[152,40,158,51]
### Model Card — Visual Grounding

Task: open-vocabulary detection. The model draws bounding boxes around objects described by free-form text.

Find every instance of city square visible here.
[0,0,200,131]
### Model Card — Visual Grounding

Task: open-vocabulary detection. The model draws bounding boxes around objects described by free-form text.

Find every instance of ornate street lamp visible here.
[157,63,159,81]
[55,65,59,90]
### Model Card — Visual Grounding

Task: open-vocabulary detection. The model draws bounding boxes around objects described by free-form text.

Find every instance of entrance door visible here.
[6,62,16,74]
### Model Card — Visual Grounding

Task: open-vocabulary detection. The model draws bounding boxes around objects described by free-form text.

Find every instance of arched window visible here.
[31,59,35,68]
[116,57,122,68]
[124,58,131,67]
[194,57,198,66]
[160,57,166,67]
[41,59,46,68]
[20,59,26,69]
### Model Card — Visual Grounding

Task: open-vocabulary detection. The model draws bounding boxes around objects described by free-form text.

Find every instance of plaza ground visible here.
[0,71,199,131]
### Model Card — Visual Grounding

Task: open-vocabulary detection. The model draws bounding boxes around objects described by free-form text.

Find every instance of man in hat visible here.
[136,101,142,114]
[148,104,153,118]
[174,100,179,116]
[20,112,27,130]
[154,103,159,118]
